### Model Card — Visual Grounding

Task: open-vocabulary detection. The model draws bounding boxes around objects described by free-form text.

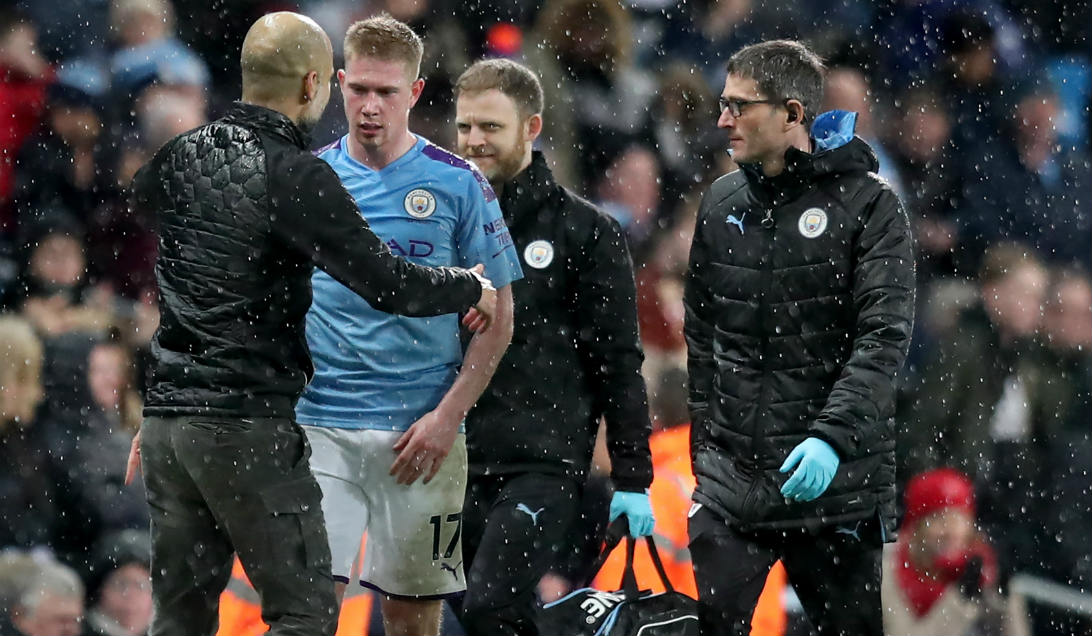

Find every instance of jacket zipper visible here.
[750,207,776,498]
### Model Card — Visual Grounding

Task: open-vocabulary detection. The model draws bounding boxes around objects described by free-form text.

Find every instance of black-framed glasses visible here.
[718,97,775,117]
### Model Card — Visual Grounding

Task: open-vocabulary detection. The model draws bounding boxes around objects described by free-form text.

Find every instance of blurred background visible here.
[0,0,1088,635]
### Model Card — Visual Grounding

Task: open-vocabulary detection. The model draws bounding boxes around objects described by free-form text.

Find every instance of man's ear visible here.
[785,99,806,128]
[525,113,543,142]
[302,70,319,103]
[408,77,425,108]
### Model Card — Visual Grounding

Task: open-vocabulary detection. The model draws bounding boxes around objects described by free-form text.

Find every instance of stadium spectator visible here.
[0,9,53,232]
[0,316,55,552]
[822,66,906,199]
[12,84,104,229]
[958,83,1092,271]
[8,559,85,636]
[882,468,1027,636]
[529,0,654,191]
[83,531,152,636]
[107,0,209,105]
[5,215,114,338]
[594,144,663,250]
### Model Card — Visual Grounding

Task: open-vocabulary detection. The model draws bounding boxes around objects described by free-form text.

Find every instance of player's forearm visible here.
[435,285,514,422]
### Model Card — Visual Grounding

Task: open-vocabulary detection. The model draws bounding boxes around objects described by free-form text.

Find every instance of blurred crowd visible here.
[0,0,1088,635]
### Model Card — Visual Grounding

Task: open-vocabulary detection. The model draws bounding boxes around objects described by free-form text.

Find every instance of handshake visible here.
[463,263,496,333]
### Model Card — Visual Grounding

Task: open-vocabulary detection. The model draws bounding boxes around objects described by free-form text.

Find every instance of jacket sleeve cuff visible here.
[807,422,855,460]
[612,475,653,492]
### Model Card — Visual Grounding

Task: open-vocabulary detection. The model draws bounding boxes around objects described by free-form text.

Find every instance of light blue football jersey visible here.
[295,135,523,431]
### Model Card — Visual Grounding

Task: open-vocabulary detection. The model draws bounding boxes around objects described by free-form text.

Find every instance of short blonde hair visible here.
[343,14,422,79]
[455,58,544,118]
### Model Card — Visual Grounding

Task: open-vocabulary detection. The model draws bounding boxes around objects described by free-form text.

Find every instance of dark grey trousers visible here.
[141,415,337,636]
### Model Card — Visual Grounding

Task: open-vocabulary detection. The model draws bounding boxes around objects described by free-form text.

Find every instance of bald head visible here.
[240,12,333,107]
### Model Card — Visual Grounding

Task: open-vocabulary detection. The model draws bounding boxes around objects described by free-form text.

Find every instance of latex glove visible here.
[609,491,655,538]
[779,438,840,502]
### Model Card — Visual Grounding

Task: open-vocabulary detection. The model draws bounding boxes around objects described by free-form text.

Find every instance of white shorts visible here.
[302,426,468,598]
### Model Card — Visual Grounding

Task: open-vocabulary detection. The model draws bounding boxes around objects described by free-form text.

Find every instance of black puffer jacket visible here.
[684,136,915,534]
[466,152,652,491]
[133,102,481,418]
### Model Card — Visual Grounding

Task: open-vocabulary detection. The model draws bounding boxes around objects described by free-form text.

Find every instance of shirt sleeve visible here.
[454,170,523,288]
[268,151,481,317]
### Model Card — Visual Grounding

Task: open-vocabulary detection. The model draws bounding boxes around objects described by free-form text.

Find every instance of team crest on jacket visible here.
[523,240,554,269]
[404,188,436,218]
[798,208,828,238]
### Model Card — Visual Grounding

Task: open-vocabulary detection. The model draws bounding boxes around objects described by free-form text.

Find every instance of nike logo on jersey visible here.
[515,503,545,526]
[835,521,861,542]
[726,213,745,234]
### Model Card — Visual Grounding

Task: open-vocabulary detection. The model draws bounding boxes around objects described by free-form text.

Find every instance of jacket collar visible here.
[224,101,308,149]
[739,110,878,205]
[499,151,555,226]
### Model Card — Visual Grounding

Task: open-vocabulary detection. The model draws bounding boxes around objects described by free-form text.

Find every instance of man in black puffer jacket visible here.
[684,41,915,636]
[124,13,495,636]
[451,59,653,636]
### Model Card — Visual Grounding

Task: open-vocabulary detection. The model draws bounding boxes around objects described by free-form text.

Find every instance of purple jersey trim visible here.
[312,138,339,157]
[421,143,498,203]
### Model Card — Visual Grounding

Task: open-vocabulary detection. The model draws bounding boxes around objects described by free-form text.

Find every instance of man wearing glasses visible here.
[684,40,915,636]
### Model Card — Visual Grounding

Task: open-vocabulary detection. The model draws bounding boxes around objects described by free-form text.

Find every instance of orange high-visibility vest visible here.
[593,424,787,636]
[217,536,376,636]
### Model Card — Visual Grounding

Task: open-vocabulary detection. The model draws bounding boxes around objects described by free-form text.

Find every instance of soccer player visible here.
[294,16,522,636]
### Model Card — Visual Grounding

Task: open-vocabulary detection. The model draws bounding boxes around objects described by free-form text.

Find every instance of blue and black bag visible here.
[536,520,699,636]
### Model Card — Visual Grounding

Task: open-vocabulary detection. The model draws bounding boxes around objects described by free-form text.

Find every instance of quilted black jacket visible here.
[133,102,481,418]
[465,152,652,491]
[684,136,915,534]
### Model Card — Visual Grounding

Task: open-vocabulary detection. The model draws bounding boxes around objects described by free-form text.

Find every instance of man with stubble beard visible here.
[124,12,496,636]
[451,58,654,636]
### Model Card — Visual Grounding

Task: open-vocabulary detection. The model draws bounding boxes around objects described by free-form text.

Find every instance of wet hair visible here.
[343,14,423,79]
[725,39,825,124]
[455,58,544,118]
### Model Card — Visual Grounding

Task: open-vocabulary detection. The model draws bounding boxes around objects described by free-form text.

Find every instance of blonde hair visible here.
[343,14,423,79]
[0,316,43,425]
[455,58,544,118]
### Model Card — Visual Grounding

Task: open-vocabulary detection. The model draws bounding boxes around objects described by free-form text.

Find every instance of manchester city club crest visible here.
[523,239,554,269]
[798,208,828,238]
[404,188,436,219]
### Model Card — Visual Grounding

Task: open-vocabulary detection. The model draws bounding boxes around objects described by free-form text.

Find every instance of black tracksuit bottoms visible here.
[453,472,583,636]
[688,505,883,636]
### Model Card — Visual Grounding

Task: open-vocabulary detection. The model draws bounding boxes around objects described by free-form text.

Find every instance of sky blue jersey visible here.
[295,135,523,431]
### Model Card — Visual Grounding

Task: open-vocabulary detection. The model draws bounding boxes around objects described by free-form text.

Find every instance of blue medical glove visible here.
[609,491,655,538]
[779,438,840,502]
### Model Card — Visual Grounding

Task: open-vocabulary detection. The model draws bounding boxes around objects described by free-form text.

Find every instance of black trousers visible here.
[454,472,582,636]
[141,415,337,636]
[688,505,883,636]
